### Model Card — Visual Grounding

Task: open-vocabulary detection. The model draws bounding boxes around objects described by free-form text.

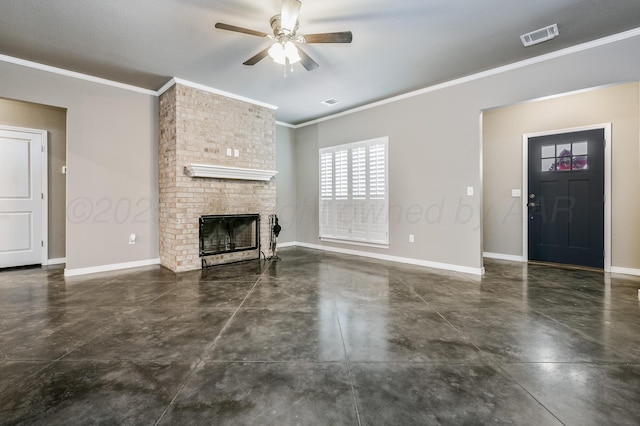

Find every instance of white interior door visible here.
[0,127,45,268]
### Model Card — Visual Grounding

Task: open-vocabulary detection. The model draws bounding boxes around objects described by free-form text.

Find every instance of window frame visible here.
[319,136,389,248]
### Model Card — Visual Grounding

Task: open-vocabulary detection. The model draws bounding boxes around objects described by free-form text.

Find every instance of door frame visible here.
[522,123,611,271]
[0,125,49,266]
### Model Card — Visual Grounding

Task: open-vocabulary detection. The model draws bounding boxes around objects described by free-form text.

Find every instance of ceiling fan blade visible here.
[280,0,301,33]
[243,47,271,66]
[297,47,319,71]
[302,31,353,43]
[215,22,270,38]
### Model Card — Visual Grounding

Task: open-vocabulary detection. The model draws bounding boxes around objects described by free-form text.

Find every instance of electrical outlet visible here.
[234,149,239,157]
[467,186,474,196]
[409,234,415,243]
[128,234,136,245]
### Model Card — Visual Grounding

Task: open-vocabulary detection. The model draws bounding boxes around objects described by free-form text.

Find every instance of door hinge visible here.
[41,241,44,247]
[603,249,606,258]
[41,193,44,200]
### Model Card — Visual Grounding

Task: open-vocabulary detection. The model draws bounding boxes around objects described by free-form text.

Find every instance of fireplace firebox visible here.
[199,214,260,267]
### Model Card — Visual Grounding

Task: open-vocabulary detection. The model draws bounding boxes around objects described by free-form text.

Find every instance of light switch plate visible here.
[234,149,239,157]
[512,189,521,197]
[467,186,474,196]
[226,148,232,156]
[409,234,415,243]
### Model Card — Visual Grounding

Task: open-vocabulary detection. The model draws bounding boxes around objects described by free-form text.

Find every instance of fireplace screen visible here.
[199,214,260,258]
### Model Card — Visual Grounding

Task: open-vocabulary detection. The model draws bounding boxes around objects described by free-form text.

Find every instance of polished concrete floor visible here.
[1,247,639,425]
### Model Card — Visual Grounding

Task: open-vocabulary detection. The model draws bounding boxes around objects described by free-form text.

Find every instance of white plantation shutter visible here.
[352,147,366,200]
[334,149,350,238]
[320,152,333,199]
[318,137,389,245]
[319,151,334,237]
[351,145,368,240]
[369,143,386,199]
[334,150,348,200]
[367,141,388,243]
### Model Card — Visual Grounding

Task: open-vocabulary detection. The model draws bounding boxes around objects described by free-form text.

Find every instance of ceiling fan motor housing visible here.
[270,15,299,40]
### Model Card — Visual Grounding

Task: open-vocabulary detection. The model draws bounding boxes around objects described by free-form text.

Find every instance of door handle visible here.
[528,202,536,207]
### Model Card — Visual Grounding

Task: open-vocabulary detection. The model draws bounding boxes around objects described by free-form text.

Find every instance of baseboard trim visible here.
[277,241,297,249]
[483,252,524,262]
[293,242,484,275]
[64,258,161,277]
[45,257,66,266]
[610,266,640,277]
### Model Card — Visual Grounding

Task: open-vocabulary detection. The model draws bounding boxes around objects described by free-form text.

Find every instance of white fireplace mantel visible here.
[184,164,278,181]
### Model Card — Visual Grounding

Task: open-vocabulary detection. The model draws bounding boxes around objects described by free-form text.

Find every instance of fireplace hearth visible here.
[199,214,260,267]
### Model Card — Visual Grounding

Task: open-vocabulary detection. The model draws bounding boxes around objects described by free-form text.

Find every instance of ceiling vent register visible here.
[521,24,559,47]
[321,98,340,107]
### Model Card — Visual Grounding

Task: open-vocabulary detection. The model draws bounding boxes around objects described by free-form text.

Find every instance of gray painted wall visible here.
[0,62,158,271]
[0,98,67,260]
[2,33,640,273]
[483,82,640,269]
[275,125,297,243]
[292,35,640,272]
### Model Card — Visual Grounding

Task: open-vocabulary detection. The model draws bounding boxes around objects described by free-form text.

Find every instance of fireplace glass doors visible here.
[199,214,260,261]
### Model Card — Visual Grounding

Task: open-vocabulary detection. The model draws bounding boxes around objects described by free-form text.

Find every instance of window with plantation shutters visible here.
[319,137,389,246]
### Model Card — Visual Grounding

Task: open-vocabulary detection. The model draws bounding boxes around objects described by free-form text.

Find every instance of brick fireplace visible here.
[158,83,277,272]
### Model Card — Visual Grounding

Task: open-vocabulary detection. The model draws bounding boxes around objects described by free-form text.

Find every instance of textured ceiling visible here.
[1,0,640,124]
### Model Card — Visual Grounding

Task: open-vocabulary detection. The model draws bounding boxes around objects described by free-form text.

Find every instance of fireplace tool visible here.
[269,214,282,261]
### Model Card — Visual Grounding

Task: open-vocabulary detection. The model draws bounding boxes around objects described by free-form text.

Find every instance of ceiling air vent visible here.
[520,24,559,47]
[321,98,340,107]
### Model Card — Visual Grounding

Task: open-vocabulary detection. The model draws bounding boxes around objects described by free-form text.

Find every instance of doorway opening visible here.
[0,126,48,268]
[522,124,611,271]
[0,97,67,268]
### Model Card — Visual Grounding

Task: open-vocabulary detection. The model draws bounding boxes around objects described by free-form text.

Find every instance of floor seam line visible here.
[154,259,272,424]
[154,359,205,426]
[204,259,272,356]
[335,304,362,426]
[497,364,567,426]
[400,275,486,355]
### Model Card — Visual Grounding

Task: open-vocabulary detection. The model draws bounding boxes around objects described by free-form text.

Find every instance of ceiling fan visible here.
[215,0,352,73]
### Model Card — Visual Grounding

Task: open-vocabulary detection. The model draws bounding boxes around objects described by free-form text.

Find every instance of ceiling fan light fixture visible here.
[268,40,301,65]
[268,42,286,64]
[284,41,301,64]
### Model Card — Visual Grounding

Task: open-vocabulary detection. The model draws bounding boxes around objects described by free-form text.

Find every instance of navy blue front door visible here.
[528,129,605,268]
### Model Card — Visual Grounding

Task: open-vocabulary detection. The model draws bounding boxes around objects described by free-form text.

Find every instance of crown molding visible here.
[0,53,157,96]
[3,26,639,126]
[276,121,296,128]
[293,26,640,128]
